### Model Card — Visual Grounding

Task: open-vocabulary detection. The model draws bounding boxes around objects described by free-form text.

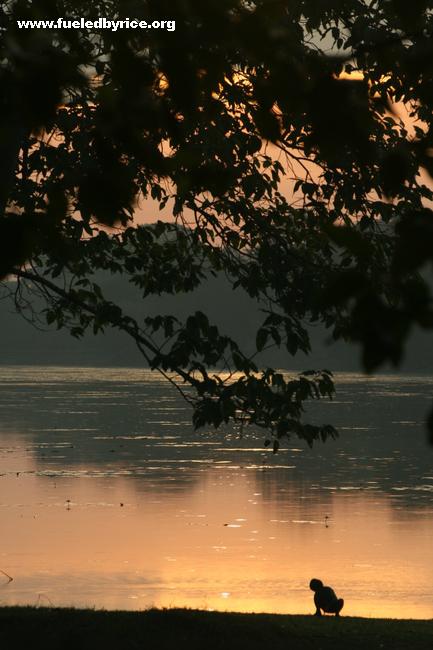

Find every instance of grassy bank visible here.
[1,607,432,650]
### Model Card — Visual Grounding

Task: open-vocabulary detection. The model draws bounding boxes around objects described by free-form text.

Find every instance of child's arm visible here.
[314,593,322,616]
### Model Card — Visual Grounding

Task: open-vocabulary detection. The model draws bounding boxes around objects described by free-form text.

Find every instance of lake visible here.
[0,366,432,619]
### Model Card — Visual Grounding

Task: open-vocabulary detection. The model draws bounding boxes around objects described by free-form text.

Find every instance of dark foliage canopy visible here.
[2,0,433,446]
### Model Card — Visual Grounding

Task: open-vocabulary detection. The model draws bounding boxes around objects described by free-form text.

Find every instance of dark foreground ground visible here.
[1,607,432,650]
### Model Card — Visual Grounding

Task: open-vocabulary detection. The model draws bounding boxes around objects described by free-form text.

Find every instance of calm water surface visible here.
[0,366,432,618]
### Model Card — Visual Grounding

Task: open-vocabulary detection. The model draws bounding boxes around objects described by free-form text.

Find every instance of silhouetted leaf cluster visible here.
[3,0,433,443]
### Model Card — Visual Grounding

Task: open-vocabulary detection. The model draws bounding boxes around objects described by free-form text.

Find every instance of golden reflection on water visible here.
[1,367,433,619]
[1,461,433,619]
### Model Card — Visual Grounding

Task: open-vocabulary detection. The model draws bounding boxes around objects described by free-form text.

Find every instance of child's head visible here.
[309,578,323,592]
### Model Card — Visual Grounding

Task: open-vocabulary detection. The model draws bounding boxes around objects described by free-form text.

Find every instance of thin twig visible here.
[0,569,13,583]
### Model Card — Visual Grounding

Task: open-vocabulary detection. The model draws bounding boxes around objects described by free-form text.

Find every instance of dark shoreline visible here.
[1,606,432,650]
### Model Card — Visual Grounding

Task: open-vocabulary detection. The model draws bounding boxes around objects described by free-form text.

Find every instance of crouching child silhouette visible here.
[309,579,344,616]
